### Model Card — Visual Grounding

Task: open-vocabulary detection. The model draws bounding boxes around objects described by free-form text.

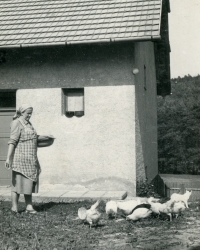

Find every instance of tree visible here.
[158,75,200,174]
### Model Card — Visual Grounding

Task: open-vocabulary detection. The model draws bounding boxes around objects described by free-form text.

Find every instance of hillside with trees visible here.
[157,75,200,174]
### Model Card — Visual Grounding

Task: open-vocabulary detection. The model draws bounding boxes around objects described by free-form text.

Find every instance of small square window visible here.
[62,88,84,117]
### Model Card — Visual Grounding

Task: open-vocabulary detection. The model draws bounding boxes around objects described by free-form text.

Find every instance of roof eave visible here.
[0,35,161,49]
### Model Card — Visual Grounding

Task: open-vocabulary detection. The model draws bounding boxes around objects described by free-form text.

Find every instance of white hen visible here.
[78,200,101,228]
[148,198,173,221]
[116,199,142,215]
[105,200,118,218]
[126,204,152,221]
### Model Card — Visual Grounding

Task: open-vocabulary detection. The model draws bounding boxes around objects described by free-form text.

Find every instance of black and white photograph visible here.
[0,0,200,249]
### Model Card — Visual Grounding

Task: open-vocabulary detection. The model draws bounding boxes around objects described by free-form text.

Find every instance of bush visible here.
[136,179,161,198]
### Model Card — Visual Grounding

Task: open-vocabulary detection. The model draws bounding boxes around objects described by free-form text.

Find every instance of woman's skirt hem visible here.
[11,170,39,195]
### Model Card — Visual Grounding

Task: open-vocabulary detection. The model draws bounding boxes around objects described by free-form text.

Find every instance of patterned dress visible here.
[11,118,40,181]
[8,118,40,194]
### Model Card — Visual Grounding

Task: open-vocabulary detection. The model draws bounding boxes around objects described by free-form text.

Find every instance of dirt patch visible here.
[0,200,200,250]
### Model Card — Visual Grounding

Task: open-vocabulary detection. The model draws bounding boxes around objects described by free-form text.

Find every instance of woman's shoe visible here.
[25,209,37,214]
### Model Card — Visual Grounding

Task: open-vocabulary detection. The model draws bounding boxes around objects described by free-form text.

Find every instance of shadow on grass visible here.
[34,201,58,212]
[189,246,200,250]
[82,222,106,229]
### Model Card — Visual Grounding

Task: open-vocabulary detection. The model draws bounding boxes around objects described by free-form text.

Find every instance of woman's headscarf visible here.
[13,104,33,120]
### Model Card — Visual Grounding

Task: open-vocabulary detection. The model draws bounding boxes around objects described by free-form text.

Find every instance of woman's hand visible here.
[5,144,15,170]
[5,159,12,170]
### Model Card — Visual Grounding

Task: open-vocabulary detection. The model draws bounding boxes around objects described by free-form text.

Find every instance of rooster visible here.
[78,200,101,228]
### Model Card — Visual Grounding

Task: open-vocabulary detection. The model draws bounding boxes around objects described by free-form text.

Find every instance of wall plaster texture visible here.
[17,85,136,194]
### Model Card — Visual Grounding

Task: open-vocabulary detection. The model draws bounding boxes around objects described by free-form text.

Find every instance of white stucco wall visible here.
[17,85,136,194]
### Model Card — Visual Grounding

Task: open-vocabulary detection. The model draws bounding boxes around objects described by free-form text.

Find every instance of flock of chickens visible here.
[78,190,192,228]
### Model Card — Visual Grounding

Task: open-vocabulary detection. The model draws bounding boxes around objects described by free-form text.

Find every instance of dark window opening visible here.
[0,91,16,111]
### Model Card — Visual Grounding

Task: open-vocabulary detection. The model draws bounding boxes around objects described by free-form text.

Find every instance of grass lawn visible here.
[1,199,200,250]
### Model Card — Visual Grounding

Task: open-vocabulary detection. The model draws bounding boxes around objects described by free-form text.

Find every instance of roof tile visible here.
[0,0,162,47]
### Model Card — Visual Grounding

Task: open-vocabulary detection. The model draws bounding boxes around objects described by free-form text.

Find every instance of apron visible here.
[11,118,40,182]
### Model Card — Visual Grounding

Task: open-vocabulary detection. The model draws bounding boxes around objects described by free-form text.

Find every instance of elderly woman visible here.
[5,104,51,214]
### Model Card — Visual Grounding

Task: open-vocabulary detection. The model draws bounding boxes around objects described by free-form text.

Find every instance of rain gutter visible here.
[0,35,161,49]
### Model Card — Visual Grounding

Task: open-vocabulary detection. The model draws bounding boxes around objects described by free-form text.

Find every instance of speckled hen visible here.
[78,200,101,228]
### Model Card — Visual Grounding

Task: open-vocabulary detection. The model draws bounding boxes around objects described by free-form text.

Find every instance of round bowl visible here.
[37,137,55,147]
[65,111,74,117]
[75,111,84,117]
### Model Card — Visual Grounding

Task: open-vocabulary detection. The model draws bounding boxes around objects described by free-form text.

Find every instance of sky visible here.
[169,0,200,78]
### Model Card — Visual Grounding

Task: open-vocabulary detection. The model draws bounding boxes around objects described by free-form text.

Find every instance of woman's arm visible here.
[8,119,21,146]
[5,120,21,170]
[5,144,15,170]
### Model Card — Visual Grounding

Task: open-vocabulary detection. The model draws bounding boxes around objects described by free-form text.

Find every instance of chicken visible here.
[126,204,152,221]
[130,203,152,213]
[170,190,192,208]
[171,200,186,218]
[78,200,101,228]
[148,197,186,221]
[147,197,165,215]
[116,199,142,215]
[148,197,174,221]
[105,200,118,218]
